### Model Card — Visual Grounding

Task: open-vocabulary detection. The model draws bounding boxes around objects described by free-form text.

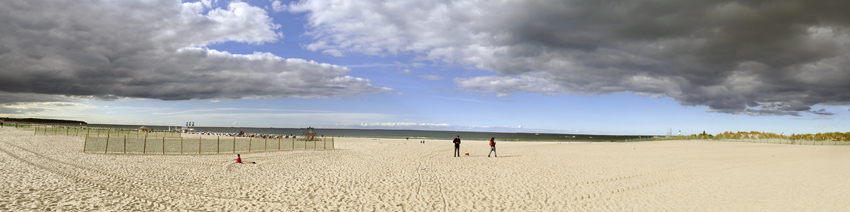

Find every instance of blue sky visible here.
[1,0,849,135]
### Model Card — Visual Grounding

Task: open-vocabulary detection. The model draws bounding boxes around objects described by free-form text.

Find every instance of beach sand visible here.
[1,127,849,211]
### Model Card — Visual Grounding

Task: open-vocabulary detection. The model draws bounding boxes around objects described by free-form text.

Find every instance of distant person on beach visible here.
[453,135,461,157]
[235,154,256,164]
[488,137,497,157]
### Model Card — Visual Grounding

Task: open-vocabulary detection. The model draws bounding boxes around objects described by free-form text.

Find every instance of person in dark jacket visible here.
[488,137,497,157]
[453,135,461,157]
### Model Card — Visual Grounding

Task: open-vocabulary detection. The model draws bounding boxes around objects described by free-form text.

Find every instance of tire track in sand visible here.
[0,141,289,210]
[0,142,175,210]
[412,143,449,212]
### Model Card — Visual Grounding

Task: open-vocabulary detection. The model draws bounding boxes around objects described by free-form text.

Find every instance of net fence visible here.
[15,125,333,154]
[32,125,181,138]
[84,136,334,154]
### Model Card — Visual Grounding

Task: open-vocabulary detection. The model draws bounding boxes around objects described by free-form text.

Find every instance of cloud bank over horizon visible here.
[0,0,391,109]
[291,0,850,116]
[335,122,598,134]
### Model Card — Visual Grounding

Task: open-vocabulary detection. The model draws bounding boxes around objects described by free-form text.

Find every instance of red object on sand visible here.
[465,152,469,156]
[236,157,242,163]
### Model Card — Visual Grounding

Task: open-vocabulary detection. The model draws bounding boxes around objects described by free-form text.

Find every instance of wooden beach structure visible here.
[303,127,318,141]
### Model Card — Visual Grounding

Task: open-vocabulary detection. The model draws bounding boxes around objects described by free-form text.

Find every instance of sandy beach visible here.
[1,127,849,211]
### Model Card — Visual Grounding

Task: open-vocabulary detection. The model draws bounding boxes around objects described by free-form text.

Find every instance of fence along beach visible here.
[1,123,850,211]
[26,124,334,154]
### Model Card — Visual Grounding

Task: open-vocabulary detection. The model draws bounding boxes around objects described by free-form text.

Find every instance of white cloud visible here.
[270,0,287,12]
[322,49,344,57]
[813,116,833,120]
[0,0,390,103]
[454,74,563,97]
[356,122,450,127]
[335,122,596,134]
[417,75,444,81]
[399,69,444,81]
[344,63,398,68]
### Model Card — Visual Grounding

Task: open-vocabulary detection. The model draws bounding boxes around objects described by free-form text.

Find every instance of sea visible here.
[50,123,656,142]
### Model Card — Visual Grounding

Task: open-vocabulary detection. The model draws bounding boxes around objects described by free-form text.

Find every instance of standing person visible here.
[453,135,461,157]
[488,137,497,157]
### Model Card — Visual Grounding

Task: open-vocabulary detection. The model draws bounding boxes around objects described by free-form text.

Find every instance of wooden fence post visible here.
[83,133,88,153]
[105,134,110,154]
[44,126,47,135]
[233,137,236,153]
[249,137,252,152]
[198,137,201,154]
[264,137,267,152]
[143,135,147,154]
[180,137,183,154]
[217,136,220,154]
[123,136,127,154]
[162,137,165,155]
[66,127,69,136]
[278,137,281,151]
[34,125,38,135]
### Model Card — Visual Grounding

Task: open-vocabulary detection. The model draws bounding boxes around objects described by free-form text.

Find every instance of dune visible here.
[1,127,849,211]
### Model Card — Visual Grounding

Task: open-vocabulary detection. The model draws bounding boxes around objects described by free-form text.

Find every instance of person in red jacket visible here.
[488,137,497,157]
[235,154,256,164]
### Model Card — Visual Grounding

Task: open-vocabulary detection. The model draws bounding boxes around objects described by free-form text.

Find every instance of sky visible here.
[1,0,849,135]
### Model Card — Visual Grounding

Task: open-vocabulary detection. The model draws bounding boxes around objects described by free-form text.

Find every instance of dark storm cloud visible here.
[0,92,80,105]
[0,92,85,115]
[292,0,850,116]
[0,0,390,104]
[0,107,48,115]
